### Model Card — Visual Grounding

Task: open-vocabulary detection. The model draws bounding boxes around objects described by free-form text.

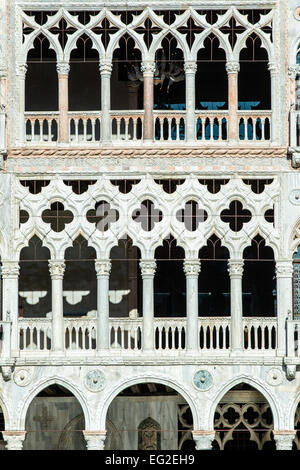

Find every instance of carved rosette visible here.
[227,260,244,279]
[13,368,32,387]
[83,431,106,450]
[192,431,215,450]
[84,370,106,392]
[273,432,296,450]
[275,261,294,278]
[1,261,19,279]
[140,260,157,278]
[99,60,113,75]
[2,431,27,450]
[183,259,201,277]
[56,62,70,76]
[226,61,240,74]
[184,61,197,74]
[48,260,65,280]
[95,260,111,278]
[141,61,156,76]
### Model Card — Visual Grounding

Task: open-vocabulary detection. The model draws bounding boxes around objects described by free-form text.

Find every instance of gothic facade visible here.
[0,0,299,451]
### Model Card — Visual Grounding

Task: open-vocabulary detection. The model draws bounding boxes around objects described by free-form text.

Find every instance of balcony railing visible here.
[24,110,273,146]
[290,109,300,147]
[243,318,277,351]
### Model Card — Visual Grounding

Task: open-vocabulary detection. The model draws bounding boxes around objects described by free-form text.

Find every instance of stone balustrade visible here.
[25,112,59,143]
[290,109,300,148]
[243,318,277,351]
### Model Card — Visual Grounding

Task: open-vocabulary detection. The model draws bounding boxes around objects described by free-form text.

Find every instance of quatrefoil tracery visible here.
[86,201,119,232]
[220,200,252,232]
[176,200,208,231]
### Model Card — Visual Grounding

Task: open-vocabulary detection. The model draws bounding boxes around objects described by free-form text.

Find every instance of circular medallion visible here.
[289,190,300,205]
[294,7,300,20]
[85,370,106,392]
[267,368,283,386]
[13,368,32,387]
[193,370,213,391]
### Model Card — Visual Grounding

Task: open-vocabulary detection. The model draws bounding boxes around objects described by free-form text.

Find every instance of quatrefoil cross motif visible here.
[42,202,73,232]
[87,201,119,232]
[132,200,163,232]
[176,200,208,231]
[220,200,252,232]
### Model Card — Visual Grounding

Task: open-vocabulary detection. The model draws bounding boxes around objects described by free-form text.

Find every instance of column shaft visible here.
[49,261,65,353]
[184,62,197,142]
[276,261,293,356]
[140,260,156,351]
[2,261,19,354]
[269,63,278,142]
[228,260,244,353]
[226,62,240,143]
[16,64,27,144]
[57,62,70,143]
[100,60,112,142]
[142,62,155,142]
[184,260,200,351]
[95,260,111,350]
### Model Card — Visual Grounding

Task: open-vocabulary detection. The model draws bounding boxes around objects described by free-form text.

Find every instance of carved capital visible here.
[183,259,201,277]
[83,431,106,450]
[268,62,278,74]
[16,63,27,78]
[1,366,12,381]
[192,431,215,450]
[2,431,27,450]
[273,431,296,450]
[48,260,65,280]
[184,61,197,74]
[288,65,300,79]
[227,260,244,278]
[276,261,294,278]
[99,60,112,75]
[95,260,111,277]
[141,61,156,75]
[56,62,70,75]
[286,364,296,380]
[226,61,240,74]
[140,260,156,278]
[1,261,19,279]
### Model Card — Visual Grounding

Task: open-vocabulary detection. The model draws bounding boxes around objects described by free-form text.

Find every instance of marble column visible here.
[184,61,197,142]
[16,63,27,144]
[288,66,299,108]
[226,61,240,144]
[276,260,293,356]
[83,431,106,450]
[184,259,200,352]
[2,261,19,355]
[49,260,65,353]
[95,260,111,350]
[2,431,27,450]
[192,431,215,450]
[0,66,7,150]
[228,260,244,353]
[273,431,296,450]
[141,61,155,143]
[268,62,279,143]
[140,260,156,351]
[99,59,112,143]
[57,62,70,143]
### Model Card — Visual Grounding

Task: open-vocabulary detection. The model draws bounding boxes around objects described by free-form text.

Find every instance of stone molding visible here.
[184,61,198,74]
[226,61,240,74]
[15,63,27,78]
[95,260,111,277]
[268,62,279,74]
[140,260,156,278]
[1,261,19,278]
[56,62,70,75]
[48,260,65,279]
[82,431,106,450]
[99,60,113,75]
[192,431,215,450]
[2,431,27,450]
[273,431,296,450]
[183,259,201,277]
[227,260,244,278]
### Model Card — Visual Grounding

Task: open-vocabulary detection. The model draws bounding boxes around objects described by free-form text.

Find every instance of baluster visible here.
[36,327,40,350]
[210,325,213,349]
[125,119,129,141]
[29,327,34,350]
[74,119,79,143]
[171,325,175,350]
[91,119,95,142]
[38,119,43,143]
[209,118,213,141]
[30,119,35,142]
[216,325,219,349]
[168,118,172,141]
[262,325,265,350]
[117,119,121,141]
[176,118,180,141]
[83,119,87,142]
[133,118,137,141]
[160,119,164,141]
[120,326,124,348]
[254,325,258,349]
[201,118,205,141]
[217,118,221,141]
[261,117,266,141]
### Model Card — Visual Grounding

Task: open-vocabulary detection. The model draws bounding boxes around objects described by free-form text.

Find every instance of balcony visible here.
[289,109,300,167]
[24,109,273,146]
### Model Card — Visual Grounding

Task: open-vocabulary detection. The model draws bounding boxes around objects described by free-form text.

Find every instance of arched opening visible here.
[154,236,185,318]
[23,384,86,450]
[213,383,275,450]
[0,404,5,450]
[64,236,97,317]
[19,235,51,318]
[242,235,276,317]
[105,382,195,450]
[25,34,58,112]
[198,235,230,316]
[293,400,300,450]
